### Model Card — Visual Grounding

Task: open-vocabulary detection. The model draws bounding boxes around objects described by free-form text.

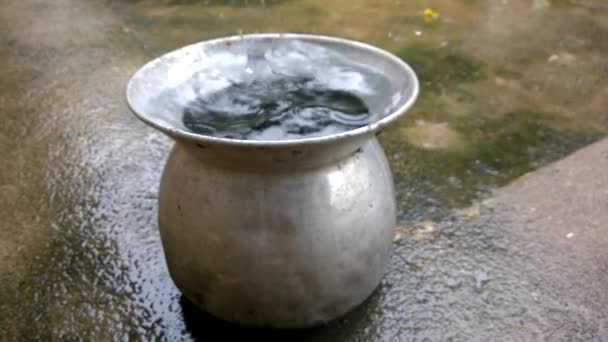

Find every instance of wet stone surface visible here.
[1,0,608,340]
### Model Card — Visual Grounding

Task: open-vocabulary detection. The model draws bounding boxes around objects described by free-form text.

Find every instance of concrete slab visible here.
[490,138,608,337]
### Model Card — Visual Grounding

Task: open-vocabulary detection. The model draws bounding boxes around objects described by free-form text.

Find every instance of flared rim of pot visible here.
[126,33,419,148]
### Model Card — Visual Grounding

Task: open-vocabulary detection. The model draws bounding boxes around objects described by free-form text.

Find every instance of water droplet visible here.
[446,278,463,290]
[473,270,491,290]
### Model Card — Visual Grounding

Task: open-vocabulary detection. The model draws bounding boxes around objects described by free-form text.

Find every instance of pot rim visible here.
[126,33,419,148]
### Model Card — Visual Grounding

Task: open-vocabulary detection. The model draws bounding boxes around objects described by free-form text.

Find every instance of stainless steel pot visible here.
[126,34,419,328]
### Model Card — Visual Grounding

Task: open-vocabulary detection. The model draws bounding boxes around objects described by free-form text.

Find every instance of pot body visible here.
[158,135,395,328]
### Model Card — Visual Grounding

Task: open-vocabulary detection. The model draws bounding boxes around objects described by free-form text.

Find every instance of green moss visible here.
[396,43,484,95]
[381,109,601,223]
[467,111,598,174]
[494,67,522,79]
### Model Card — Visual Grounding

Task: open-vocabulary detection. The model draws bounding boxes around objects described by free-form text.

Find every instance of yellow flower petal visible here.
[423,8,439,21]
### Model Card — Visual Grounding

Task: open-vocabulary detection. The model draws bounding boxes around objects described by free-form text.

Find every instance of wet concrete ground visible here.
[1,0,607,340]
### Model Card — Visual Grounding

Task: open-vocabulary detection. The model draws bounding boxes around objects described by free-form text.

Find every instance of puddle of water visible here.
[2,0,608,340]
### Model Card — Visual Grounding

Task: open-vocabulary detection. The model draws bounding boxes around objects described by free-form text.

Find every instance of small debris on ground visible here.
[548,52,576,65]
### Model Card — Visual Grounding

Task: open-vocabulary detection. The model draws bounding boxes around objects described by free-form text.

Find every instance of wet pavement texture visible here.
[1,0,608,340]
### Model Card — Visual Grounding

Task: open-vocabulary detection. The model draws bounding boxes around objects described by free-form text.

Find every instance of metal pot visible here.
[126,34,418,328]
